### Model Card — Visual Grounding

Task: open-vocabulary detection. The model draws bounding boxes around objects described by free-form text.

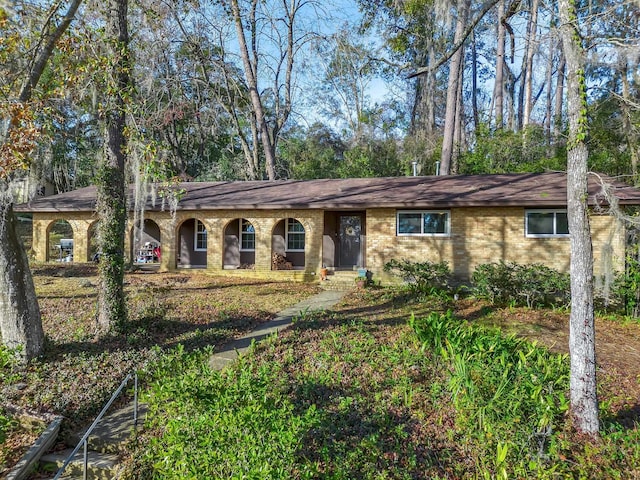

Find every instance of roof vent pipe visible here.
[411,161,418,177]
[435,161,440,176]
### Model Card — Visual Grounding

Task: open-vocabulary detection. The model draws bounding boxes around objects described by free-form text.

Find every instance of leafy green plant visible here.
[0,409,15,444]
[410,310,570,476]
[472,261,570,308]
[611,246,640,317]
[140,346,321,479]
[0,344,21,384]
[384,259,452,295]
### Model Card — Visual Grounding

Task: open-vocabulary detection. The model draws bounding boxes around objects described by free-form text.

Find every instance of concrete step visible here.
[64,403,143,454]
[319,271,363,290]
[39,448,121,480]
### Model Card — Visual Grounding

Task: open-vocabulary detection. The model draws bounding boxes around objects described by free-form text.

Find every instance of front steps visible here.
[318,269,361,290]
[38,403,143,479]
[38,449,120,479]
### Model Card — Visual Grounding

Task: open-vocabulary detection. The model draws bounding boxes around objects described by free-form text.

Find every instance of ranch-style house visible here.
[14,172,640,285]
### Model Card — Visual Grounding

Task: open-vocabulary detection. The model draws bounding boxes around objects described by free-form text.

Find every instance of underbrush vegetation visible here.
[136,346,322,479]
[125,288,640,479]
[0,346,20,445]
[383,259,453,296]
[4,266,640,478]
[0,266,318,476]
[411,310,570,477]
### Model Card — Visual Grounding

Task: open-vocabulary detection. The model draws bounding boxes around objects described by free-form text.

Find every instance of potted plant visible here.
[320,266,329,281]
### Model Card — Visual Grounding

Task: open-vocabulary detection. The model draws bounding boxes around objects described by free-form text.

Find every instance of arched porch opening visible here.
[47,219,74,262]
[223,218,255,269]
[132,219,162,265]
[271,218,305,270]
[177,218,207,268]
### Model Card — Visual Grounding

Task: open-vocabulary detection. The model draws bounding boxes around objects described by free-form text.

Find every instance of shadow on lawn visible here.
[293,291,442,332]
[604,403,640,430]
[290,380,457,478]
[42,313,271,363]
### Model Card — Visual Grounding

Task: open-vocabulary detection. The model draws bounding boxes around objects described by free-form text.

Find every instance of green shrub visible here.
[472,261,570,308]
[383,259,452,294]
[0,410,13,444]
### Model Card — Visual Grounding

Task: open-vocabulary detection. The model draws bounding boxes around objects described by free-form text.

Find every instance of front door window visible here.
[339,215,362,267]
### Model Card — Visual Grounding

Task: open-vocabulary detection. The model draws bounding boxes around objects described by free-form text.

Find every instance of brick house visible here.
[14,173,640,284]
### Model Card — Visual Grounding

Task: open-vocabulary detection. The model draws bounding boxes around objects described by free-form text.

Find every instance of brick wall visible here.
[32,209,325,279]
[31,206,625,285]
[365,207,625,284]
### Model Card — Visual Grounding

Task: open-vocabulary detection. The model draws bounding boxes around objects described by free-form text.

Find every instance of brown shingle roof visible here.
[14,173,640,213]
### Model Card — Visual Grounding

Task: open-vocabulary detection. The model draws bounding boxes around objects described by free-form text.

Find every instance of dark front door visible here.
[339,215,362,267]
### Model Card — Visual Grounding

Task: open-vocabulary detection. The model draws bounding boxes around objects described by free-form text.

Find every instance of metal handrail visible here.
[53,372,138,480]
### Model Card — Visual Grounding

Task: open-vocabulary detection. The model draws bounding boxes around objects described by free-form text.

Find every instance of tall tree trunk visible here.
[230,0,277,180]
[544,30,555,142]
[559,0,599,436]
[522,0,539,128]
[0,0,83,361]
[96,0,129,333]
[522,0,538,128]
[410,45,437,166]
[471,31,479,131]
[453,62,465,174]
[553,52,566,142]
[0,201,43,362]
[517,0,535,130]
[493,0,506,128]
[440,0,468,175]
[506,66,516,130]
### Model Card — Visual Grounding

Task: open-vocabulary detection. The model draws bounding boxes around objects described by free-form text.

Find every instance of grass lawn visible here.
[2,266,640,478]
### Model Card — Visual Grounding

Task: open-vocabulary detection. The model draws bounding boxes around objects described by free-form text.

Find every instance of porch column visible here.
[32,215,49,262]
[304,212,324,274]
[156,219,176,272]
[71,220,91,263]
[254,218,273,272]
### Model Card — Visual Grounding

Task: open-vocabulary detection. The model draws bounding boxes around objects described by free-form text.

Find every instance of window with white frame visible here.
[286,218,305,251]
[525,210,569,237]
[194,220,207,250]
[240,219,255,251]
[397,210,450,236]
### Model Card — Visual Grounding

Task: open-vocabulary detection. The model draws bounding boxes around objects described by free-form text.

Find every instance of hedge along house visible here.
[14,172,640,284]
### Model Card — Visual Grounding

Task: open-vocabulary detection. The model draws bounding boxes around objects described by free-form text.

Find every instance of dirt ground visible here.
[456,301,640,423]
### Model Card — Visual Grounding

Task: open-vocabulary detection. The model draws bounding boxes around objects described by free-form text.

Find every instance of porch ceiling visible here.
[14,173,640,213]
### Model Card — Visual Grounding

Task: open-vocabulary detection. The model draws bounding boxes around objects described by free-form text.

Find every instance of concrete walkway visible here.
[208,289,347,370]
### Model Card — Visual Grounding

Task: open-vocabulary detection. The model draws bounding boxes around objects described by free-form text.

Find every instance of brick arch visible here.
[87,220,100,262]
[175,217,208,269]
[223,218,256,270]
[45,219,74,262]
[271,218,306,270]
[131,219,162,265]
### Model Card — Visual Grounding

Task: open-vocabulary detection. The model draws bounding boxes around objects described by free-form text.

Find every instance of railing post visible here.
[83,440,88,480]
[52,372,136,480]
[134,371,138,428]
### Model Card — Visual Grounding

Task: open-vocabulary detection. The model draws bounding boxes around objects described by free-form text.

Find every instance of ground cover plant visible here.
[125,287,640,479]
[0,264,319,476]
[2,266,640,478]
